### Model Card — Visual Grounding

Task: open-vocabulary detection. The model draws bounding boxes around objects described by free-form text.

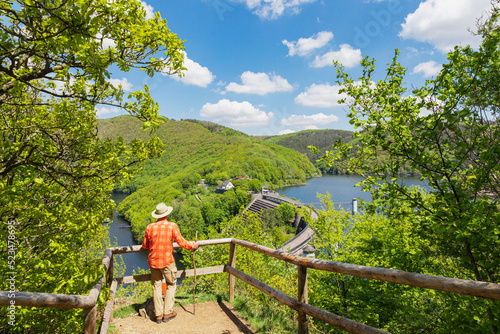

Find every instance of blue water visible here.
[276,174,428,211]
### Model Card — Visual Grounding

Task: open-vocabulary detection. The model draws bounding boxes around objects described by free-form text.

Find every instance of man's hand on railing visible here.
[193,241,199,249]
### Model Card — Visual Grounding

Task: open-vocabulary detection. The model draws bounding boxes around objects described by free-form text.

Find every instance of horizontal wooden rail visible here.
[109,238,233,254]
[232,238,500,300]
[0,291,94,309]
[114,265,226,285]
[225,265,389,334]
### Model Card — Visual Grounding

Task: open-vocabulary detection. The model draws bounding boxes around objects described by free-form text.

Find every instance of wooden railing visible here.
[1,238,500,334]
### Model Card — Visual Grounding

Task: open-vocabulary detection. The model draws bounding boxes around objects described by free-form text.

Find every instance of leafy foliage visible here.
[307,195,499,333]
[0,0,185,332]
[315,5,500,332]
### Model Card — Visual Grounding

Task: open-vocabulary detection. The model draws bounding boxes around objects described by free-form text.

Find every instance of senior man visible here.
[141,203,199,324]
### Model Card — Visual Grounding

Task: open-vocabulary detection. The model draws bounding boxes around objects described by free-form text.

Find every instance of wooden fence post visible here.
[229,242,236,301]
[84,305,96,334]
[298,264,308,334]
[107,255,113,287]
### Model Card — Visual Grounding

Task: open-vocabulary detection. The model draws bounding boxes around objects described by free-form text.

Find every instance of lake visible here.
[276,174,428,211]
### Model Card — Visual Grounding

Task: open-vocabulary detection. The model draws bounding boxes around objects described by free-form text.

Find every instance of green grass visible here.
[230,295,296,333]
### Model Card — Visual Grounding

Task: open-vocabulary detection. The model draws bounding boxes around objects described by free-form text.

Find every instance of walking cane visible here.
[192,231,198,315]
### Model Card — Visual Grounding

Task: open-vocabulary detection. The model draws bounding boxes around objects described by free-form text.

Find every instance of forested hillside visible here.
[261,129,355,174]
[264,129,422,176]
[98,115,317,240]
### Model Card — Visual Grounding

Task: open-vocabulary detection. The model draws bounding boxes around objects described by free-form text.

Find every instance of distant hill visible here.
[98,115,317,192]
[260,129,420,177]
[261,129,355,164]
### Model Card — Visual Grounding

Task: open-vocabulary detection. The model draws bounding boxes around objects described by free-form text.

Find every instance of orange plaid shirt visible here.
[141,218,195,269]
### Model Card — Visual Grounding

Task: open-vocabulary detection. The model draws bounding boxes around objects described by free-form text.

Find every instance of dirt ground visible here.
[111,300,256,334]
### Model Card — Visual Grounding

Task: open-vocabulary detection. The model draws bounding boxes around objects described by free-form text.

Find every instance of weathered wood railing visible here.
[1,238,500,334]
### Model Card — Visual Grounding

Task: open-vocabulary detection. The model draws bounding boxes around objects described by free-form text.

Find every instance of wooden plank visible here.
[225,265,389,334]
[298,265,308,334]
[228,242,236,302]
[0,291,92,309]
[231,239,500,301]
[87,277,104,306]
[101,248,113,271]
[115,274,151,285]
[114,265,226,285]
[99,280,117,334]
[106,256,114,288]
[178,265,225,278]
[84,304,97,334]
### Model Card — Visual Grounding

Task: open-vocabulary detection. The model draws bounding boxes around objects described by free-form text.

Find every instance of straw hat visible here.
[151,203,173,219]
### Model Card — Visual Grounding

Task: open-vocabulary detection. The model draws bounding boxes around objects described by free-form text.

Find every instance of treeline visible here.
[264,129,422,177]
[263,129,354,165]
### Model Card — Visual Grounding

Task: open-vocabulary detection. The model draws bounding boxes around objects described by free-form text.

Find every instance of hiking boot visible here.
[156,315,163,324]
[163,311,177,322]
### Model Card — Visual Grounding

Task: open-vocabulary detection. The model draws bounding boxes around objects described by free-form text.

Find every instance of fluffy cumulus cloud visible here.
[282,31,334,57]
[96,107,121,117]
[311,44,362,68]
[295,83,350,108]
[237,0,317,20]
[412,60,442,77]
[399,0,492,52]
[200,99,274,127]
[141,1,155,19]
[169,52,215,88]
[278,129,296,135]
[225,71,293,95]
[107,78,133,91]
[280,113,339,126]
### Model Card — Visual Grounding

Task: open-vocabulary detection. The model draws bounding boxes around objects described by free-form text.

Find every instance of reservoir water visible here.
[276,174,428,211]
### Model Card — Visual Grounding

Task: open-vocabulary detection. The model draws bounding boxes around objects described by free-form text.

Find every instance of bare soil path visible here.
[111,300,256,334]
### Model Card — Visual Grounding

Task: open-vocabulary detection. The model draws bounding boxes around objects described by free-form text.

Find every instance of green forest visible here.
[98,115,317,241]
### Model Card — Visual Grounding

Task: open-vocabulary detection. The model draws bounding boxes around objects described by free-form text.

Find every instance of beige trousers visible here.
[150,262,177,317]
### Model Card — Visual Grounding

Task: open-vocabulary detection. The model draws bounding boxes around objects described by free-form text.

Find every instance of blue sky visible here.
[98,0,494,135]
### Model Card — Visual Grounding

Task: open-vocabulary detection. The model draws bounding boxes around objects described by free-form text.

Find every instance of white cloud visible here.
[141,1,155,20]
[200,99,274,127]
[412,61,442,77]
[280,113,339,126]
[107,77,133,91]
[96,107,121,116]
[169,52,215,88]
[225,71,293,95]
[237,0,317,20]
[295,83,350,108]
[278,129,296,135]
[399,0,492,52]
[311,44,362,68]
[282,31,334,57]
[95,32,116,49]
[305,125,319,130]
